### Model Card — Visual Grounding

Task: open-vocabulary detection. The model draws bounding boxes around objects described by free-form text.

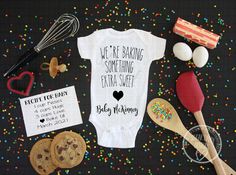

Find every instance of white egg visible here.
[173,42,192,61]
[192,46,209,68]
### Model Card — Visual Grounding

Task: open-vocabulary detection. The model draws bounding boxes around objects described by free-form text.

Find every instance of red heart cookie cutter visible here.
[7,71,35,96]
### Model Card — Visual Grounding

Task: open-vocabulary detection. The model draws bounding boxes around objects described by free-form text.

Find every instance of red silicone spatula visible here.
[176,71,226,175]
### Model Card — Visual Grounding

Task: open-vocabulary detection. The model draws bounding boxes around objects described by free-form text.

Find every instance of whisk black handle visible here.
[3,47,39,77]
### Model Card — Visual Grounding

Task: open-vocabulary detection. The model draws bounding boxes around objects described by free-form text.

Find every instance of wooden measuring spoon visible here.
[176,71,226,175]
[147,98,235,175]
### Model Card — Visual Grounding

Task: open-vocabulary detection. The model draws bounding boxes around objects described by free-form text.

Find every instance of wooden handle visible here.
[179,127,235,175]
[194,111,226,175]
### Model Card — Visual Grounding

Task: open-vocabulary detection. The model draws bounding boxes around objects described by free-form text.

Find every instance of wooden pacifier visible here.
[40,57,67,78]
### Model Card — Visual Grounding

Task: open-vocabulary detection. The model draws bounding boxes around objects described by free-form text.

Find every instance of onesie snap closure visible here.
[92,124,139,148]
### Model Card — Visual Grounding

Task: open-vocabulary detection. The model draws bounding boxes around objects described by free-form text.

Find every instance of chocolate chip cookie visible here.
[50,131,86,168]
[30,139,57,175]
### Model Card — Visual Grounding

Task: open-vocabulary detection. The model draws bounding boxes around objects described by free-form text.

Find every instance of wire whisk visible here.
[4,13,80,77]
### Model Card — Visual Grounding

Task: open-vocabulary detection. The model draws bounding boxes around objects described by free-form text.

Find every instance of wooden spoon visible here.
[147,98,235,175]
[176,71,226,175]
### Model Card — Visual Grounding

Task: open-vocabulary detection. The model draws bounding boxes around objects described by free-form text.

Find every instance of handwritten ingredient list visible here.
[20,86,82,137]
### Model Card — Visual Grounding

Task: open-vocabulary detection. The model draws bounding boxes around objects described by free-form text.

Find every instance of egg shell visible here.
[173,42,192,61]
[192,46,209,68]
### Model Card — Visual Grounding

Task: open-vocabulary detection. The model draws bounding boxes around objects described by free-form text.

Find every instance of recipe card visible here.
[20,86,82,137]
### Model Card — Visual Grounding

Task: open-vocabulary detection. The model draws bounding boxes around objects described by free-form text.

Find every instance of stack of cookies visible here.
[30,131,86,175]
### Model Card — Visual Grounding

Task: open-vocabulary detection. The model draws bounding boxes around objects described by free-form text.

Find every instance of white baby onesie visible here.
[77,28,166,148]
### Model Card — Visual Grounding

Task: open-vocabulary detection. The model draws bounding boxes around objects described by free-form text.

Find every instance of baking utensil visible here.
[176,71,226,175]
[3,13,79,77]
[147,98,235,175]
[7,71,34,96]
[40,57,67,78]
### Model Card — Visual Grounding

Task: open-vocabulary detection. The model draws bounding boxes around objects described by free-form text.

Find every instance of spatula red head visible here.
[176,71,205,113]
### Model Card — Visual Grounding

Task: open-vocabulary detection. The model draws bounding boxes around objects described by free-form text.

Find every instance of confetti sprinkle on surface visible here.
[0,0,235,175]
